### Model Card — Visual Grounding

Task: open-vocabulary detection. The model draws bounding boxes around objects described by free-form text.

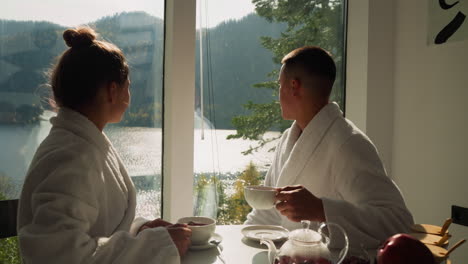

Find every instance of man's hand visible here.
[275,185,326,222]
[167,224,192,257]
[138,218,172,233]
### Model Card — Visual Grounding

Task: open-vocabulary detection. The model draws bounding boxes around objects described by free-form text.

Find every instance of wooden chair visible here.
[0,199,19,239]
[452,205,468,227]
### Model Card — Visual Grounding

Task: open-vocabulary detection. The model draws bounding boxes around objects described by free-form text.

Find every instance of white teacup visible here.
[177,216,216,245]
[244,185,277,210]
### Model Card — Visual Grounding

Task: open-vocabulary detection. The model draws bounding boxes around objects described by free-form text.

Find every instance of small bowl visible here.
[177,216,216,245]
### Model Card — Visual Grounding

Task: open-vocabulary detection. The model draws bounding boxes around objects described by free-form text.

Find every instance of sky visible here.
[0,0,255,28]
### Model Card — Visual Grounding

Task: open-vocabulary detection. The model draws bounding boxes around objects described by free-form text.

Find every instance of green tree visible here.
[229,0,345,154]
[225,162,262,224]
[193,174,211,216]
[193,174,229,223]
[0,173,17,200]
[212,177,230,225]
[0,176,21,264]
[0,236,20,264]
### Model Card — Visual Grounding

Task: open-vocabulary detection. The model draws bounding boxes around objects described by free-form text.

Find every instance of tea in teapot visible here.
[261,220,349,264]
[276,255,332,264]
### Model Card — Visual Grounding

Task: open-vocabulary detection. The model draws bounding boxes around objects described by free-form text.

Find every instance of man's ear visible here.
[106,82,119,103]
[291,78,301,97]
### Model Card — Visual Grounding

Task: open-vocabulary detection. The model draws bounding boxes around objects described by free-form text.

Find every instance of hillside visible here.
[195,13,285,128]
[0,12,284,128]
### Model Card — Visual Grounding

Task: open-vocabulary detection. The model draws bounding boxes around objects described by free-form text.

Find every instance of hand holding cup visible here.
[167,224,192,257]
[275,185,325,222]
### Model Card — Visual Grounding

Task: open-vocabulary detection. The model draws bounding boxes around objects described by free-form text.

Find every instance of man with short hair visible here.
[245,46,413,249]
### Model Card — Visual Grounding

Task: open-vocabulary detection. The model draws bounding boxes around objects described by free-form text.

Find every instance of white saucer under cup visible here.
[189,233,223,251]
[241,225,289,242]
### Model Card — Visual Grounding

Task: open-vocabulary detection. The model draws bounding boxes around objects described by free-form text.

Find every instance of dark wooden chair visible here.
[452,205,468,227]
[0,199,19,239]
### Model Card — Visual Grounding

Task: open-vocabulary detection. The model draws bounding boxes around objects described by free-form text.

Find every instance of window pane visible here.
[193,0,346,224]
[0,1,165,221]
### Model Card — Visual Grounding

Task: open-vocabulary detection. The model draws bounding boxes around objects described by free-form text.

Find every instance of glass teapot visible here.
[260,220,349,264]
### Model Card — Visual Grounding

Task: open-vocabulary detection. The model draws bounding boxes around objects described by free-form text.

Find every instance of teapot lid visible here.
[289,220,322,243]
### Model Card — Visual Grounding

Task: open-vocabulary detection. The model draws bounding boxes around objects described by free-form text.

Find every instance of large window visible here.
[193,0,347,224]
[0,0,165,218]
[1,2,166,261]
[1,1,167,261]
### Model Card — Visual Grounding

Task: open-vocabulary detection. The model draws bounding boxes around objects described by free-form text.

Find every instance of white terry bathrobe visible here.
[17,108,179,264]
[245,102,414,249]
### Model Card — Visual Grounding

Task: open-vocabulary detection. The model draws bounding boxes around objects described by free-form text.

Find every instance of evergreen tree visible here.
[229,0,346,154]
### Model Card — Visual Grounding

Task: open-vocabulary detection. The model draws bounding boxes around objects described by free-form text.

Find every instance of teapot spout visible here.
[260,238,277,264]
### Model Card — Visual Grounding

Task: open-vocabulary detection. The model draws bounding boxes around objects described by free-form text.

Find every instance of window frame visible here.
[162,0,350,222]
[162,0,197,222]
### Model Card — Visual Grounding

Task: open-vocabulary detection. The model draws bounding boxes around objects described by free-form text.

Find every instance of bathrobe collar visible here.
[51,107,113,155]
[51,108,136,227]
[276,102,343,187]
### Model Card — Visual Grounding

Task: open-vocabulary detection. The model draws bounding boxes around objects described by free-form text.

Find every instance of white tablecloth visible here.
[181,225,270,264]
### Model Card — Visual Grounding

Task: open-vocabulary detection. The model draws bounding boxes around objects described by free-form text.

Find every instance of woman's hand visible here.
[167,224,192,257]
[138,220,192,256]
[138,218,172,233]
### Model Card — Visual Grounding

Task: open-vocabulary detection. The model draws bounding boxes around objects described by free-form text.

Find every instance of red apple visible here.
[377,234,435,264]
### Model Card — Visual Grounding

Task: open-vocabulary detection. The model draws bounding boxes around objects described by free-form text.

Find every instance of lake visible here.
[0,112,278,202]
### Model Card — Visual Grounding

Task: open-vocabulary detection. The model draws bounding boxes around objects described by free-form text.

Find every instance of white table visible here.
[182,225,378,264]
[182,225,270,264]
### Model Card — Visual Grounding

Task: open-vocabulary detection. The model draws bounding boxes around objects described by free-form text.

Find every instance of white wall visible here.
[348,0,468,262]
[346,0,396,175]
[392,0,468,262]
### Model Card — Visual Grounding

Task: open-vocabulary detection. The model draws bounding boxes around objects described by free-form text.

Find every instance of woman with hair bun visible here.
[17,27,191,264]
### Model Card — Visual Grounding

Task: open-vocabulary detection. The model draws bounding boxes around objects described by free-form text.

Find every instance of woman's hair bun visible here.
[63,27,97,48]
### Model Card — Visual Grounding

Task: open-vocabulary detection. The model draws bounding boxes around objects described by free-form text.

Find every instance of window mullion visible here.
[162,0,197,222]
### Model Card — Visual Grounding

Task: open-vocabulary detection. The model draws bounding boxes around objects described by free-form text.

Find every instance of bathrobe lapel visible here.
[51,108,135,231]
[276,103,343,187]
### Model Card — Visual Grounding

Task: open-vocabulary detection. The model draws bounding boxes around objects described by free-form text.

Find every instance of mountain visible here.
[0,20,62,37]
[0,12,284,128]
[195,13,286,129]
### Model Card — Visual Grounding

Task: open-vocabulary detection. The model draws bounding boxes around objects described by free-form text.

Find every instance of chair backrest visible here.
[452,205,468,227]
[0,199,19,239]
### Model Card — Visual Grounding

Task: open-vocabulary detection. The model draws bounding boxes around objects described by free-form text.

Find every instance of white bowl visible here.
[244,185,277,210]
[177,216,216,245]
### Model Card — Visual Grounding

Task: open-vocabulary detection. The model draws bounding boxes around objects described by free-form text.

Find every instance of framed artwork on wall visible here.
[428,0,468,45]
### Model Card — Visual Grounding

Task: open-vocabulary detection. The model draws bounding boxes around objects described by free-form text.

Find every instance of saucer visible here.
[241,225,289,242]
[189,233,223,251]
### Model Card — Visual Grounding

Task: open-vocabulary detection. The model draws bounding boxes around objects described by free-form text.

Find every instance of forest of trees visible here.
[0,2,344,130]
[195,13,286,129]
[0,12,286,128]
[1,4,344,130]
